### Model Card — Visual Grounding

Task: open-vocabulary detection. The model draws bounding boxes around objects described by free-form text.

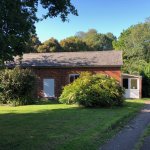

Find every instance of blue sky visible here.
[35,0,150,42]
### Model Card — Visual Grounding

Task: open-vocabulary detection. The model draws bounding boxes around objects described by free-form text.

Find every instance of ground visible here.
[141,125,150,150]
[100,99,150,150]
[135,118,150,150]
[0,99,146,150]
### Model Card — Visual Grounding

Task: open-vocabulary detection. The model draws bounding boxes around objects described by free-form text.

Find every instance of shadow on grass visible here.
[35,99,61,105]
[0,100,147,150]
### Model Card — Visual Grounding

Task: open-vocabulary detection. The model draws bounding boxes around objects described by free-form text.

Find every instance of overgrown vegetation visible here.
[59,72,124,107]
[0,67,37,106]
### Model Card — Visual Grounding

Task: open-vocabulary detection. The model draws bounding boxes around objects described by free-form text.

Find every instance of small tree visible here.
[0,67,37,105]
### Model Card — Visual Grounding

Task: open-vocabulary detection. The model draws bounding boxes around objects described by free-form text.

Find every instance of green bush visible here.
[59,72,124,107]
[141,64,150,97]
[0,67,37,105]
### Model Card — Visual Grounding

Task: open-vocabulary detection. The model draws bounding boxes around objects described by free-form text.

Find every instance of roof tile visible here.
[6,51,123,67]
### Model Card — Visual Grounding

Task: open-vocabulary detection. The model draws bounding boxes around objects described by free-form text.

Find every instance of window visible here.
[131,79,138,89]
[123,79,128,89]
[69,74,79,83]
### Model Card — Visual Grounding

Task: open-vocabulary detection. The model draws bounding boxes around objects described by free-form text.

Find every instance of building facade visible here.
[7,51,123,98]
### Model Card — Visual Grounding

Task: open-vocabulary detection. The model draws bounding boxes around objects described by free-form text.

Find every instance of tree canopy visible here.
[35,29,116,52]
[76,29,116,51]
[113,22,150,63]
[37,38,61,53]
[113,20,150,97]
[26,34,41,53]
[0,0,78,64]
[60,36,88,52]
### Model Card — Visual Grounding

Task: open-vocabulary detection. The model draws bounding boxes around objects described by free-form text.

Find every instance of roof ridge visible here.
[23,50,121,55]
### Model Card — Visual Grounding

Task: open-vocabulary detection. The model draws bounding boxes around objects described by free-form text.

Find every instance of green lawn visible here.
[146,125,150,136]
[0,99,146,150]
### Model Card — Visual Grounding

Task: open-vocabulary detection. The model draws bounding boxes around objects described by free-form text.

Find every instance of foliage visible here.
[113,20,150,97]
[26,34,41,52]
[60,36,89,52]
[0,67,37,105]
[141,64,150,97]
[0,0,77,64]
[122,59,148,74]
[113,22,150,62]
[76,29,116,51]
[0,0,36,64]
[59,72,124,107]
[37,38,61,52]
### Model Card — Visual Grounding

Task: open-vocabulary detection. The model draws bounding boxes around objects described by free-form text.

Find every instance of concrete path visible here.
[100,101,150,150]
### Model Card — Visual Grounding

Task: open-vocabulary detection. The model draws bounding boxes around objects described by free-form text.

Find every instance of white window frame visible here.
[129,78,139,90]
[69,74,80,83]
[122,78,139,90]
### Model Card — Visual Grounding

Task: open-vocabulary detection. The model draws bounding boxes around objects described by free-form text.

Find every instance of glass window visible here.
[70,76,74,83]
[123,79,128,89]
[69,74,79,83]
[131,79,137,89]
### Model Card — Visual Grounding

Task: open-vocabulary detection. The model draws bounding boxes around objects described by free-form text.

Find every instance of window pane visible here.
[123,79,128,89]
[75,75,80,79]
[70,76,74,83]
[69,74,80,83]
[131,79,137,89]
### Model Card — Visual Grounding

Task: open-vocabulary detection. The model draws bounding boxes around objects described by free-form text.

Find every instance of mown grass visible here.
[0,99,146,150]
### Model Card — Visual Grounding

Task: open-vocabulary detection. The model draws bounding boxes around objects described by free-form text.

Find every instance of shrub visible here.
[141,64,150,97]
[59,72,124,107]
[0,67,37,105]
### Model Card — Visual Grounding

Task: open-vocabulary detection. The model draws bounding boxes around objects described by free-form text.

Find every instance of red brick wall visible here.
[33,67,121,98]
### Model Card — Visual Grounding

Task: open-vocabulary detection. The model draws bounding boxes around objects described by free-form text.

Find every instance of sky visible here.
[35,0,150,42]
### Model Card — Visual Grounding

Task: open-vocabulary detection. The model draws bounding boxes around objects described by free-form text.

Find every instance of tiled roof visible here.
[6,51,123,67]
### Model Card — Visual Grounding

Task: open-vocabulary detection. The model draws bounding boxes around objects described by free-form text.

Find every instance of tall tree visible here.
[106,32,117,42]
[76,29,116,51]
[113,20,150,97]
[60,36,89,52]
[0,0,78,64]
[113,22,150,63]
[26,34,41,52]
[37,38,61,53]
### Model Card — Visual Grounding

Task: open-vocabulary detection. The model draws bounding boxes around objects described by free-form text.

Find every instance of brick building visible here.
[7,51,124,98]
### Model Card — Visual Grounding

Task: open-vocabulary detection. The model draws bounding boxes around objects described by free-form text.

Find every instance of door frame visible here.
[43,78,55,97]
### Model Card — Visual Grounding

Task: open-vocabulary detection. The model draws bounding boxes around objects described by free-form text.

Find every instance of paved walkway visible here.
[100,101,150,150]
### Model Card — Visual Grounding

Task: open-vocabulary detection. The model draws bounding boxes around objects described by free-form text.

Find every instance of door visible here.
[123,78,139,98]
[43,79,55,97]
[129,78,139,98]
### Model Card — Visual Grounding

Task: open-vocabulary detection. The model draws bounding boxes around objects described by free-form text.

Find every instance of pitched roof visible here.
[122,73,142,78]
[6,51,123,68]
